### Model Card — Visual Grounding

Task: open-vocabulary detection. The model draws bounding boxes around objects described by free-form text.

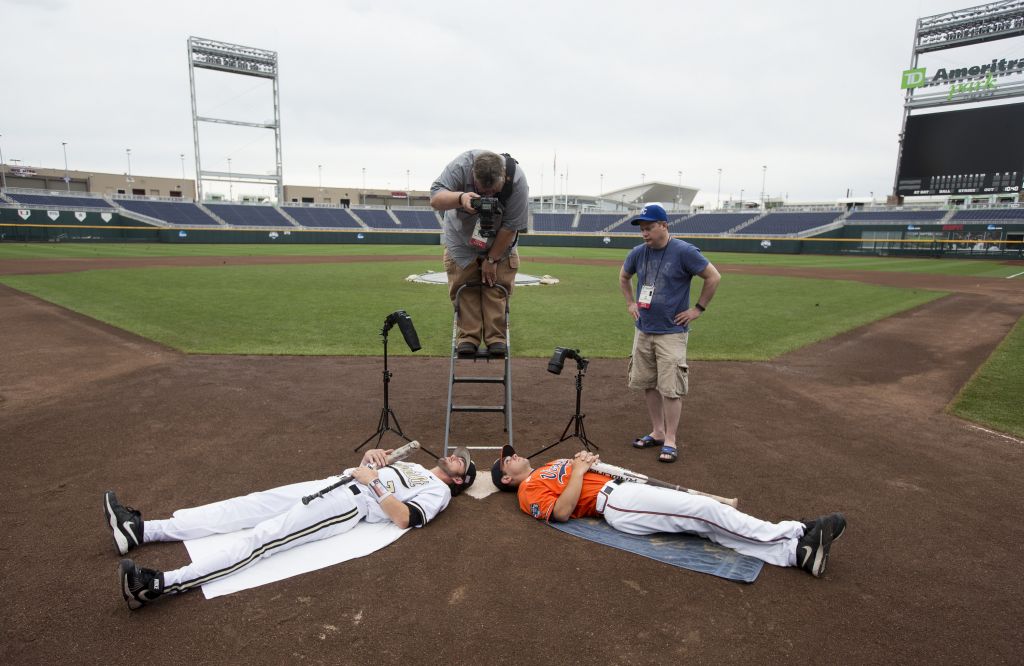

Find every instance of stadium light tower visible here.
[126,148,132,177]
[61,142,70,192]
[188,37,283,202]
[717,168,722,210]
[180,154,186,181]
[761,165,767,209]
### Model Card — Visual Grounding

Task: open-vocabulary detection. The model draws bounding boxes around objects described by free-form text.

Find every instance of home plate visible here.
[406,271,558,286]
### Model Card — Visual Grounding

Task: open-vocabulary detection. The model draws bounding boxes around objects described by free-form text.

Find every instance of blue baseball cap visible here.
[629,203,668,225]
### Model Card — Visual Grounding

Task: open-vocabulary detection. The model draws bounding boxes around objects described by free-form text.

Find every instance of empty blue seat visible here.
[671,213,758,233]
[393,210,441,229]
[8,193,113,209]
[846,210,946,222]
[206,203,293,227]
[737,211,842,235]
[117,199,220,225]
[282,206,362,228]
[353,209,398,228]
[532,212,575,232]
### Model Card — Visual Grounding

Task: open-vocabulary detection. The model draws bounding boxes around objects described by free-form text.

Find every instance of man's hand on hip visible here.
[674,308,703,326]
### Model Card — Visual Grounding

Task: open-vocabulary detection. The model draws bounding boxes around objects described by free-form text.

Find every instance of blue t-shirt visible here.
[622,239,709,334]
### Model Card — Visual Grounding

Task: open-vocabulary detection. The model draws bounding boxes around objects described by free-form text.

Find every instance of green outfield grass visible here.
[1,242,1019,278]
[949,317,1024,438]
[0,259,943,359]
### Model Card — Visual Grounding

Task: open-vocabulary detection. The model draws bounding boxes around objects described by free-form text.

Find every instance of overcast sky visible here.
[0,0,1006,205]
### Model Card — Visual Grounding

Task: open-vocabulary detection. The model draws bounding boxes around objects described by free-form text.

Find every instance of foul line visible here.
[1006,270,1024,279]
[966,424,1024,445]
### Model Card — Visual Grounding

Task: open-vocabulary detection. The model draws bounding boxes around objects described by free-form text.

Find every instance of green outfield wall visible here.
[2,206,1021,258]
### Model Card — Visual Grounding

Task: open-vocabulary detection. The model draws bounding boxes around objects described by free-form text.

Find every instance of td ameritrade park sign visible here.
[902,57,1024,99]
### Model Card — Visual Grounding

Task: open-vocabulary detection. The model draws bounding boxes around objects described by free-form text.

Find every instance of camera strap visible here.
[498,153,517,206]
[498,153,520,251]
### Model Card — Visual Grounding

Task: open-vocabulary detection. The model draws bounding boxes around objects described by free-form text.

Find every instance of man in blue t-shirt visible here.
[618,204,721,463]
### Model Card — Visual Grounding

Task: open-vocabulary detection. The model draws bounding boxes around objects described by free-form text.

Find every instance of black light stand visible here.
[355,311,437,457]
[527,348,599,459]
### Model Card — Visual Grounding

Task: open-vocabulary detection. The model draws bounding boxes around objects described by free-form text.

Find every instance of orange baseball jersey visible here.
[517,458,610,521]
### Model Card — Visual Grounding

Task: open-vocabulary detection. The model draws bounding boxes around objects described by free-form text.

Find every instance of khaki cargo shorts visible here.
[627,330,689,398]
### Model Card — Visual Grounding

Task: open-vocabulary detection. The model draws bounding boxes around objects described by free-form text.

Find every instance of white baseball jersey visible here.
[348,461,452,528]
[149,462,451,593]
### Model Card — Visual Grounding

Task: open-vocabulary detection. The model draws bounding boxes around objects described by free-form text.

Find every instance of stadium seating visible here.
[737,211,843,235]
[671,213,758,233]
[393,209,441,229]
[352,208,399,228]
[846,210,947,222]
[576,213,625,232]
[281,206,362,228]
[205,203,294,227]
[116,199,221,226]
[532,212,576,232]
[7,193,113,209]
[950,208,1024,221]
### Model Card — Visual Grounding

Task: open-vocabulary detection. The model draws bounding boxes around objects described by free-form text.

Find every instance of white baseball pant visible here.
[596,481,803,567]
[143,477,368,592]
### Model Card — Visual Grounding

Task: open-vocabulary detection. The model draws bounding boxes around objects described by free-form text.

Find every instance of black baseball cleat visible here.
[119,559,164,610]
[796,517,831,577]
[823,512,847,542]
[802,512,847,543]
[104,491,143,556]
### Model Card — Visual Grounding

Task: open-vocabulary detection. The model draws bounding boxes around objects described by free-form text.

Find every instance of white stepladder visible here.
[443,282,512,458]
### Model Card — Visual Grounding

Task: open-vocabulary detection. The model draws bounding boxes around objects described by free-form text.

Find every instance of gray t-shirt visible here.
[430,150,530,269]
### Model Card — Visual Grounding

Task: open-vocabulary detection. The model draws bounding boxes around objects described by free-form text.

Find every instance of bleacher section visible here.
[846,210,947,222]
[281,206,361,228]
[532,212,575,232]
[205,203,293,227]
[116,199,221,226]
[950,208,1024,221]
[353,208,399,228]
[7,193,113,209]
[393,210,441,229]
[671,213,758,233]
[737,211,843,235]
[576,213,624,232]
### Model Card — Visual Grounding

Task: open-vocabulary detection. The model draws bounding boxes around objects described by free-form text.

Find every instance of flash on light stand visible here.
[527,346,598,458]
[355,310,436,457]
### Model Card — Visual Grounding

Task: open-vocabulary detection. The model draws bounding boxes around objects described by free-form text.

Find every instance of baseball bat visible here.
[301,441,421,505]
[590,461,739,508]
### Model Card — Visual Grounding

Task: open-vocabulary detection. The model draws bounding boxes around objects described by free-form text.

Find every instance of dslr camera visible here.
[383,310,422,352]
[547,347,588,375]
[470,196,503,237]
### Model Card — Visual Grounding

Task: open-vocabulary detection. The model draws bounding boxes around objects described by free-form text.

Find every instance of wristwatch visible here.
[485,255,499,265]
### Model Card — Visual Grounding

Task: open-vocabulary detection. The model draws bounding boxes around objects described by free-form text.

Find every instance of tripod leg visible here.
[355,408,390,452]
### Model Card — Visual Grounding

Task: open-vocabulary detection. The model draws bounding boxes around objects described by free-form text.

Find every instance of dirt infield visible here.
[1,255,1023,665]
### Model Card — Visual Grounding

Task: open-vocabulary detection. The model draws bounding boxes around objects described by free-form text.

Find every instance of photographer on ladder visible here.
[430,150,529,359]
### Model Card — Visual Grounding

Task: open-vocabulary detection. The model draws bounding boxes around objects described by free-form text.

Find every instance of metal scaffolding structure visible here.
[187,37,283,202]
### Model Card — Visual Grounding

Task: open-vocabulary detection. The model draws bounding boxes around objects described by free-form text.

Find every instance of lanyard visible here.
[642,243,668,288]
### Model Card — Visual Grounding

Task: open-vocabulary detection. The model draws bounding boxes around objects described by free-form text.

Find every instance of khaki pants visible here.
[627,330,689,398]
[444,249,519,346]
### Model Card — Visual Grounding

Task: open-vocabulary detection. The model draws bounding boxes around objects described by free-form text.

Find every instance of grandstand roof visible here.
[602,181,697,208]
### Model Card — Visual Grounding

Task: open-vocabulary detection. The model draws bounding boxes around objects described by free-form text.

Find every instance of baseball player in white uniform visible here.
[493,446,846,577]
[104,447,476,609]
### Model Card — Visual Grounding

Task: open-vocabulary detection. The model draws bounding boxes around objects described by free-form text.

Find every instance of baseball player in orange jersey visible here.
[104,448,476,609]
[491,445,845,577]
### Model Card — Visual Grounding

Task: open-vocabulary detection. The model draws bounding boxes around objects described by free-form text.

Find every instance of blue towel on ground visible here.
[548,517,763,583]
